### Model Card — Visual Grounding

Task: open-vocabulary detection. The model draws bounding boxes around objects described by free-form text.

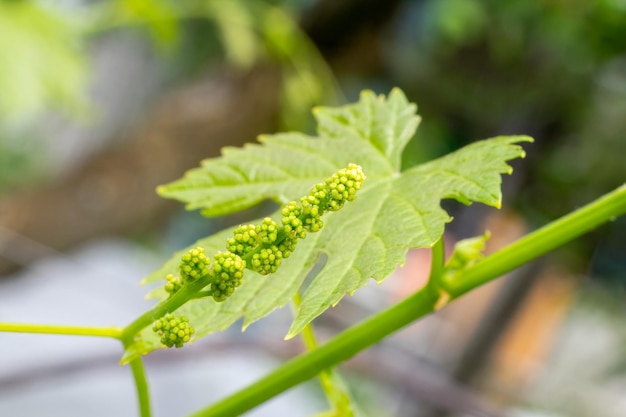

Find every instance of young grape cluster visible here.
[210,252,246,301]
[179,247,210,281]
[153,164,365,348]
[152,314,195,348]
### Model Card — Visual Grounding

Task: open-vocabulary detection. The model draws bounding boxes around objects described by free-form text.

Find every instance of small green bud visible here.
[164,274,182,295]
[256,217,279,244]
[211,252,246,302]
[277,235,298,259]
[179,247,210,282]
[282,201,306,239]
[250,245,283,275]
[153,314,195,348]
[300,195,324,233]
[324,163,365,212]
[227,224,258,257]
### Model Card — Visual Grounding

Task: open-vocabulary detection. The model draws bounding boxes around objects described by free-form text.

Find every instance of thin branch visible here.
[0,322,122,338]
[127,354,152,417]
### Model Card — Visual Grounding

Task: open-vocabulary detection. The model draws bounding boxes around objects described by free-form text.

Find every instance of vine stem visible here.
[189,286,439,417]
[0,322,122,338]
[295,293,321,350]
[125,341,152,417]
[187,184,626,417]
[295,293,351,414]
[426,237,445,293]
[120,273,215,345]
[443,183,626,297]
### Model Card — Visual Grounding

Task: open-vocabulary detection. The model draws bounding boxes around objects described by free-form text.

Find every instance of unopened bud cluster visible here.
[154,164,365,347]
[180,247,210,281]
[295,163,365,233]
[152,314,195,348]
[163,247,210,297]
[227,163,366,280]
[211,252,246,301]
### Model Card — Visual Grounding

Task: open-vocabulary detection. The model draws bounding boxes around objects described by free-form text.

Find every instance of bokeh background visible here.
[1,1,625,416]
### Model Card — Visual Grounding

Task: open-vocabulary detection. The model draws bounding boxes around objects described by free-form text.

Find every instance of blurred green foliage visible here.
[0,0,336,126]
[0,0,623,282]
[0,0,337,191]
[0,1,87,122]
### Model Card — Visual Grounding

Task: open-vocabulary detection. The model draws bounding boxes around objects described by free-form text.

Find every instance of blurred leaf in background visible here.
[103,0,180,47]
[0,1,87,123]
[0,0,338,195]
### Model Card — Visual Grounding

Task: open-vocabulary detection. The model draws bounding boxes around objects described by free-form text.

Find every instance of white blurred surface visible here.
[0,239,322,417]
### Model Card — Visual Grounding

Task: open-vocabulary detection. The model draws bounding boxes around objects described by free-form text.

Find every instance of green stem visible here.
[295,294,347,413]
[427,236,451,310]
[120,273,215,345]
[444,183,626,297]
[126,349,152,417]
[295,295,319,353]
[426,237,445,293]
[188,287,439,417]
[0,322,122,338]
[188,184,625,417]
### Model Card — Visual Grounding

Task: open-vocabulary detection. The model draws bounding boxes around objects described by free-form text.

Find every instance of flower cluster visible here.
[226,217,290,276]
[152,314,195,348]
[281,201,305,239]
[325,163,365,210]
[282,163,365,235]
[164,273,183,295]
[210,252,246,301]
[155,164,365,346]
[227,163,366,282]
[179,247,210,281]
[314,163,365,214]
[227,224,257,257]
[162,247,210,296]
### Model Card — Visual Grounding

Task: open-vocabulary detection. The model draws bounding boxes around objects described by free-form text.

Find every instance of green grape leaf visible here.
[128,88,531,359]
